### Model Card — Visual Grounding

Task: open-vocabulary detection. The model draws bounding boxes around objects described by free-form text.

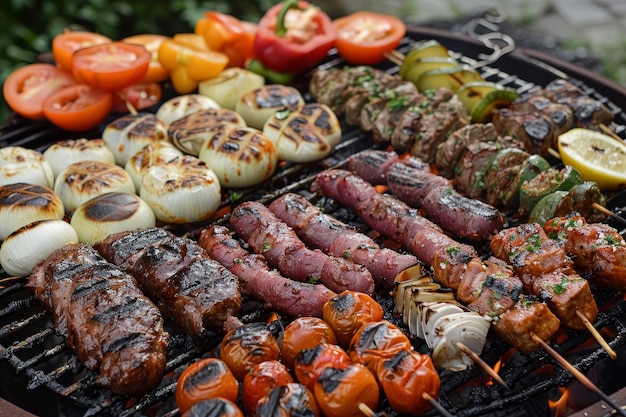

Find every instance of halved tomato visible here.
[111,82,163,113]
[72,42,151,91]
[52,30,112,72]
[333,11,406,65]
[42,84,113,132]
[121,34,170,83]
[3,63,77,119]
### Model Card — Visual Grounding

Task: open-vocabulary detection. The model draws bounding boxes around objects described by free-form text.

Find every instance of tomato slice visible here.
[121,34,170,83]
[333,11,406,65]
[52,31,112,72]
[42,84,113,132]
[111,82,162,113]
[2,63,78,120]
[72,42,151,91]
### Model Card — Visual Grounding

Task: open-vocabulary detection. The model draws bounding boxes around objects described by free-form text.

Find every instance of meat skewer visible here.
[348,149,505,241]
[312,168,560,354]
[229,201,376,295]
[93,227,242,338]
[26,243,168,396]
[267,192,418,288]
[198,224,336,318]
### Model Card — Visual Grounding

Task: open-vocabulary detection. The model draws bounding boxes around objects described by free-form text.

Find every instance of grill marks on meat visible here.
[198,225,335,317]
[543,79,614,127]
[349,150,504,241]
[435,123,499,178]
[26,243,168,396]
[313,168,561,354]
[268,193,418,288]
[229,201,375,295]
[94,228,242,338]
[545,215,626,291]
[492,109,557,157]
[490,222,598,330]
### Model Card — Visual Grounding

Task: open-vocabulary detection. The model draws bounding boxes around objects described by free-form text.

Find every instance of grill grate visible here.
[2,31,626,416]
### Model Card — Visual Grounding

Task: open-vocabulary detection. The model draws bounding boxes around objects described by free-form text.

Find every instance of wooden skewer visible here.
[358,403,388,417]
[456,341,510,390]
[383,50,404,66]
[600,123,624,142]
[0,275,24,286]
[576,310,617,359]
[422,393,455,417]
[532,335,626,417]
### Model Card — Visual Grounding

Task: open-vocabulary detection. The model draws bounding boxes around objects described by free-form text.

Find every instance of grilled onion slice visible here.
[0,146,54,188]
[198,67,265,110]
[70,192,156,245]
[102,113,169,165]
[54,160,136,212]
[43,138,116,177]
[140,155,221,223]
[263,103,342,163]
[0,182,65,241]
[198,125,279,188]
[168,108,247,156]
[0,219,78,277]
[235,84,305,130]
[155,94,220,125]
[125,141,183,191]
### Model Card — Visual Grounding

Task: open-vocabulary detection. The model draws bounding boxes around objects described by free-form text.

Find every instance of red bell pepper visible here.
[253,0,337,74]
[195,11,257,68]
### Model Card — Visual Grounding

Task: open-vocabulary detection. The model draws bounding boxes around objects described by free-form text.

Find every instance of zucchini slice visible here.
[416,64,484,93]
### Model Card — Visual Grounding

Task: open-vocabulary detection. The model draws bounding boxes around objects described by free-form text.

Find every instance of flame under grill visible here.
[2,29,626,417]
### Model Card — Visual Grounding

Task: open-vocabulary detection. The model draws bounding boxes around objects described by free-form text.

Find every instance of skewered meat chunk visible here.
[543,79,614,127]
[435,122,499,178]
[268,193,418,288]
[198,225,335,317]
[454,141,502,200]
[230,201,375,295]
[348,149,400,185]
[386,158,446,207]
[484,148,531,209]
[510,93,574,136]
[492,108,556,158]
[26,243,168,396]
[94,228,242,337]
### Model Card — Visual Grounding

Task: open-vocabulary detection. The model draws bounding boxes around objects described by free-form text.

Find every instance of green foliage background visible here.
[0,0,280,124]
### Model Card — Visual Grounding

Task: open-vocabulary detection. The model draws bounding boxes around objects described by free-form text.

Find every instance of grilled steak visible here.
[492,108,557,157]
[435,122,498,178]
[230,201,375,295]
[510,93,574,136]
[268,192,418,288]
[543,79,614,127]
[198,225,335,318]
[94,228,242,337]
[26,243,168,396]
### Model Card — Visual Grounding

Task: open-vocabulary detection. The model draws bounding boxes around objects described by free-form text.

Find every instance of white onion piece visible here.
[140,155,221,224]
[198,125,279,188]
[43,138,115,177]
[0,146,54,188]
[102,112,168,165]
[235,84,305,130]
[266,103,342,163]
[167,108,247,156]
[198,67,265,110]
[430,313,491,371]
[156,94,220,126]
[125,141,183,191]
[54,160,136,212]
[0,219,78,277]
[70,192,156,245]
[0,182,65,241]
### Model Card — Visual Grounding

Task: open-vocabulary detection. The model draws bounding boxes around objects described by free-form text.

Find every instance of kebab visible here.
[93,227,242,338]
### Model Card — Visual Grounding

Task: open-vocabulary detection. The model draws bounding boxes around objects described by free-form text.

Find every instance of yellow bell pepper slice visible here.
[157,34,228,94]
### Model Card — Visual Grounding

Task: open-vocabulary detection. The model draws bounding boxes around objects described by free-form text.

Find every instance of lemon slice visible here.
[557,128,626,191]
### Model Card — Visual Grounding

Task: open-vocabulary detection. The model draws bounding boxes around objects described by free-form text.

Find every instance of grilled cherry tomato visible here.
[349,320,413,375]
[293,342,351,390]
[322,290,384,347]
[255,383,320,417]
[377,349,440,416]
[3,63,78,120]
[281,316,337,369]
[175,358,239,415]
[72,42,151,91]
[121,34,170,83]
[220,322,281,380]
[242,360,294,415]
[42,84,113,132]
[52,30,112,72]
[182,398,244,417]
[314,364,380,417]
[111,82,162,113]
[332,11,406,65]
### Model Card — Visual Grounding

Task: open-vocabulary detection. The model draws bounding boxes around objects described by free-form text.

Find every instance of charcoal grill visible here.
[2,26,626,417]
